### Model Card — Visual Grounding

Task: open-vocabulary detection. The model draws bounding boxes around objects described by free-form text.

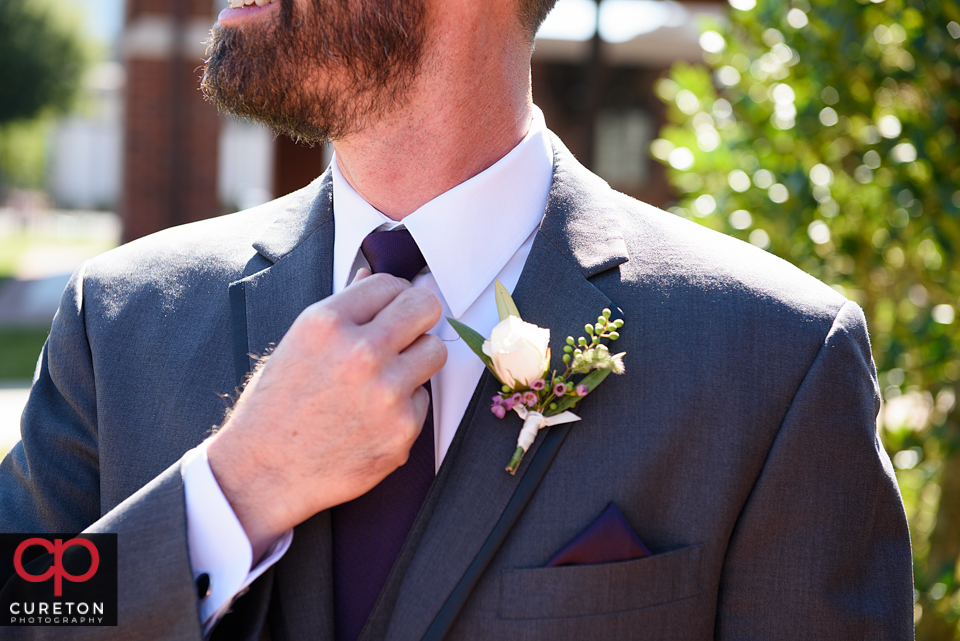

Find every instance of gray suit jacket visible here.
[0,136,913,639]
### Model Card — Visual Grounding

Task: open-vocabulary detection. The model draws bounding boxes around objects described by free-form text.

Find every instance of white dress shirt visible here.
[181,107,555,632]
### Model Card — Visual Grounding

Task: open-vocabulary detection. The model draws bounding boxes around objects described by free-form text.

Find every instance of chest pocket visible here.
[498,544,704,620]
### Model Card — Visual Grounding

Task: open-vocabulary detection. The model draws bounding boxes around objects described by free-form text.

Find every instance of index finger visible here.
[322,272,410,325]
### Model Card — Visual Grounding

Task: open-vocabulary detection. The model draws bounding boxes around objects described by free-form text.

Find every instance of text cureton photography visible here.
[0,534,117,627]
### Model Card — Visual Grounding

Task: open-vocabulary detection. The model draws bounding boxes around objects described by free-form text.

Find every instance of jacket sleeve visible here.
[0,265,205,640]
[714,300,914,639]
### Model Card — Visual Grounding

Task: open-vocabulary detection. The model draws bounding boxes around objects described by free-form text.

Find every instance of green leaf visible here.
[495,280,521,322]
[547,368,611,415]
[447,317,501,381]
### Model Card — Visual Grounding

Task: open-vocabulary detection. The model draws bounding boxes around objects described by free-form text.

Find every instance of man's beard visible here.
[201,0,426,143]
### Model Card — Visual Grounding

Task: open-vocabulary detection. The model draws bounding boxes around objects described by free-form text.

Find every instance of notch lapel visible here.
[231,170,336,369]
[383,137,630,640]
[228,170,339,639]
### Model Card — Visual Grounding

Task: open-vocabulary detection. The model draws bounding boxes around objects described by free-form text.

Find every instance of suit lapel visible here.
[228,170,339,640]
[383,137,630,640]
[233,170,336,367]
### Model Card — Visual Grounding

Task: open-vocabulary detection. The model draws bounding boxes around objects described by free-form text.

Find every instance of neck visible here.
[333,4,533,221]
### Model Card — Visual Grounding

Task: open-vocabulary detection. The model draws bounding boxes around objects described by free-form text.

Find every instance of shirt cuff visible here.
[182,441,294,635]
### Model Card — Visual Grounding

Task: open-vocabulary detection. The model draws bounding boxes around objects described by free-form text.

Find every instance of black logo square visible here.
[0,534,118,626]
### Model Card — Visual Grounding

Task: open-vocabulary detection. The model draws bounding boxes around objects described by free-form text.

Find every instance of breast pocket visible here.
[498,544,704,620]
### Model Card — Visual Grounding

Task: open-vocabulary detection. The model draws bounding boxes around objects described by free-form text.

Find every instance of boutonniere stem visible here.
[449,282,625,474]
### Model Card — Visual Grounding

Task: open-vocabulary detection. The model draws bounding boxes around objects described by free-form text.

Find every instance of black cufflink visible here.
[196,573,211,599]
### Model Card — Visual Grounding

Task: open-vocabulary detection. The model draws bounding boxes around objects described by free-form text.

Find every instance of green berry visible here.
[566,336,575,345]
[502,384,511,393]
[614,319,624,328]
[562,354,571,364]
[564,345,573,353]
[609,331,619,340]
[603,309,612,319]
[578,337,587,346]
[585,324,594,335]
[549,403,558,411]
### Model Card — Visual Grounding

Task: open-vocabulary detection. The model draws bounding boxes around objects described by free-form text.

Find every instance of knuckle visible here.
[348,337,381,371]
[377,382,403,410]
[406,287,441,314]
[300,306,340,337]
[378,421,409,459]
[392,448,410,467]
[398,416,421,448]
[369,272,408,297]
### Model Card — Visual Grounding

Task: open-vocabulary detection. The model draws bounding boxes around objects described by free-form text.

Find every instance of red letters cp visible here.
[13,538,100,597]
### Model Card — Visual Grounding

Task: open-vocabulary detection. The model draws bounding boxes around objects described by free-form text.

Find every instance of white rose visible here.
[482,315,550,389]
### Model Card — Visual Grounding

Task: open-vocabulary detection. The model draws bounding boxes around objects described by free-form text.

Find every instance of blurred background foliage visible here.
[653,0,960,635]
[0,0,90,191]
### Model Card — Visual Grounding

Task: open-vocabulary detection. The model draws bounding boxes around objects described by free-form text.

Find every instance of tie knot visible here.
[360,229,427,281]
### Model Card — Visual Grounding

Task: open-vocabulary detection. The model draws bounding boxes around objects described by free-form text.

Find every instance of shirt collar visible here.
[331,107,554,318]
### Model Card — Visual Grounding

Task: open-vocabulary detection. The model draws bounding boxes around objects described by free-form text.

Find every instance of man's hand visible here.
[206,272,446,560]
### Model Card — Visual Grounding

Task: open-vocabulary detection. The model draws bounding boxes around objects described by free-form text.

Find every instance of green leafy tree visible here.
[0,0,87,124]
[652,0,960,636]
[0,0,88,192]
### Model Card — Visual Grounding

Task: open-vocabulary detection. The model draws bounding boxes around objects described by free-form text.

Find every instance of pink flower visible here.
[491,395,503,406]
[511,393,523,407]
[523,391,538,407]
[491,403,506,419]
[553,382,568,397]
[576,384,588,397]
[530,378,546,391]
[503,396,515,411]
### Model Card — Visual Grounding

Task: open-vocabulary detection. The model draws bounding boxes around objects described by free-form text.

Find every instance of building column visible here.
[121,0,221,242]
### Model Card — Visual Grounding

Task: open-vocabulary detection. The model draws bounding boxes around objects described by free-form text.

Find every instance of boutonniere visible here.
[449,282,625,474]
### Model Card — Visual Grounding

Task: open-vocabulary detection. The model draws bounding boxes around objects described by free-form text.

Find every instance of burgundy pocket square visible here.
[546,502,651,567]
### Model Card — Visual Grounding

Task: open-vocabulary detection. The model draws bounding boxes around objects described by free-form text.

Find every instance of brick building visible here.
[122,0,221,241]
[119,0,725,241]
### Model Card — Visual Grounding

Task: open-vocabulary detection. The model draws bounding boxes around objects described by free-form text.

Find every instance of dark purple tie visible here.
[332,229,435,641]
[359,228,429,282]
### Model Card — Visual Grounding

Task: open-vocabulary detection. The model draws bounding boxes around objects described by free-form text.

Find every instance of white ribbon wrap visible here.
[512,406,581,452]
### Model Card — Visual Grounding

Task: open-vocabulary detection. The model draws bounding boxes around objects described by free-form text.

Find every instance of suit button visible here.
[196,573,211,599]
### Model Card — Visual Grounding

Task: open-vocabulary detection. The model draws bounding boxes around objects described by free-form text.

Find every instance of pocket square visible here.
[546,502,651,567]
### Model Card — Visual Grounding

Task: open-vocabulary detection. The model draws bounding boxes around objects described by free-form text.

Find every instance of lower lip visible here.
[217,1,279,27]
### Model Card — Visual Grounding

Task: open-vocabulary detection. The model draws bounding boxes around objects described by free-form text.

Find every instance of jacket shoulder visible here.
[88,194,294,280]
[605,191,849,335]
[546,133,847,338]
[79,177,331,306]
